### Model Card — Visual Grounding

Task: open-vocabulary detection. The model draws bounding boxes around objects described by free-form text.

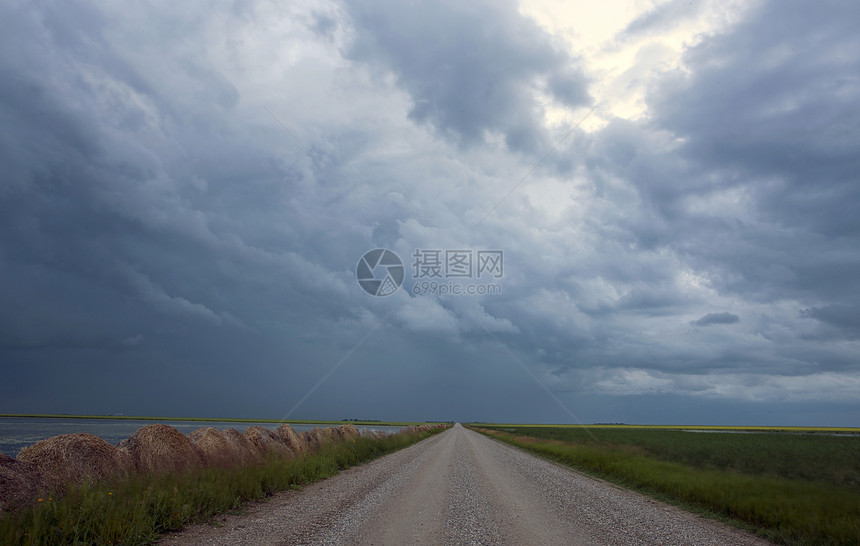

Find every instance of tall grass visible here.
[475,427,860,545]
[489,426,860,488]
[0,430,441,545]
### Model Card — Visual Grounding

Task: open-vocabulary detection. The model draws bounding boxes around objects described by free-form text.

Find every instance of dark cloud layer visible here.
[347,0,590,153]
[691,313,740,327]
[0,0,858,424]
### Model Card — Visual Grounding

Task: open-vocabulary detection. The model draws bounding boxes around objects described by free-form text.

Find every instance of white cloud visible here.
[587,367,860,402]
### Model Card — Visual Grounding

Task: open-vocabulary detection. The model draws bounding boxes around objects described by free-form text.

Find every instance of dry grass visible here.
[328,426,345,442]
[118,424,202,475]
[275,424,308,456]
[301,430,321,453]
[188,428,240,469]
[361,430,387,440]
[221,428,263,466]
[244,426,293,459]
[0,453,44,515]
[310,427,332,448]
[17,433,130,493]
[0,426,447,545]
[337,424,361,441]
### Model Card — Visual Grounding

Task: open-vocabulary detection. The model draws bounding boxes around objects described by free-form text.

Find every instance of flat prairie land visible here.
[474,425,860,545]
[483,423,860,433]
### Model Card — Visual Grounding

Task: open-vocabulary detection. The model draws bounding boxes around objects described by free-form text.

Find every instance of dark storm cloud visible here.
[691,312,740,327]
[604,0,860,307]
[345,0,590,153]
[649,0,860,236]
[505,0,860,400]
[801,305,860,336]
[0,4,339,356]
[0,0,858,424]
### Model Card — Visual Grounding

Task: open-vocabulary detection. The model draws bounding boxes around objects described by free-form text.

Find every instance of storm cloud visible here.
[0,0,858,425]
[691,313,740,327]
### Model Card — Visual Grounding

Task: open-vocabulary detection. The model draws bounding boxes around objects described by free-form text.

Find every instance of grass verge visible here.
[0,430,442,545]
[472,426,860,545]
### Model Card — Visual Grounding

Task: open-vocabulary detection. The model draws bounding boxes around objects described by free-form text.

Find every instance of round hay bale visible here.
[311,426,341,446]
[310,427,330,447]
[418,424,431,432]
[323,427,343,442]
[18,433,130,492]
[399,425,420,434]
[275,424,308,456]
[118,424,202,475]
[360,429,387,440]
[244,426,293,460]
[325,426,345,442]
[221,428,263,466]
[188,428,240,468]
[301,430,321,453]
[337,424,361,441]
[0,453,45,513]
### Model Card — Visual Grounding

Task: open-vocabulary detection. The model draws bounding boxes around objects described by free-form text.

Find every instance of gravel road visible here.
[160,424,770,545]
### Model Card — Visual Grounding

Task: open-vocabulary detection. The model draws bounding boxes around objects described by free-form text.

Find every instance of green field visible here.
[478,423,860,433]
[473,425,860,545]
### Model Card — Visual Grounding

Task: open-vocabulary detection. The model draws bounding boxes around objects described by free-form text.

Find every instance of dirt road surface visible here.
[160,424,769,545]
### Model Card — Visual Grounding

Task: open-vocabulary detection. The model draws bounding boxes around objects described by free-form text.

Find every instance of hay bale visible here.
[221,428,263,466]
[326,426,345,442]
[18,433,130,492]
[188,428,240,468]
[275,424,308,456]
[337,424,360,441]
[309,427,330,447]
[244,426,294,459]
[0,453,44,513]
[399,425,420,434]
[360,429,387,440]
[301,430,321,453]
[118,424,202,475]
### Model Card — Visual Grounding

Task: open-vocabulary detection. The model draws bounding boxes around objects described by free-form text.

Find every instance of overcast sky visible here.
[1,0,858,425]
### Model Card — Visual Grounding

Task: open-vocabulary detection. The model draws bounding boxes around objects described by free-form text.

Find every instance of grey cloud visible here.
[345,0,590,153]
[0,1,858,424]
[619,0,705,39]
[691,312,740,327]
[801,305,860,335]
[649,0,860,236]
[598,0,860,306]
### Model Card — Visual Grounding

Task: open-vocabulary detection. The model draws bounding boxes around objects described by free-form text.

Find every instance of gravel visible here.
[159,424,771,545]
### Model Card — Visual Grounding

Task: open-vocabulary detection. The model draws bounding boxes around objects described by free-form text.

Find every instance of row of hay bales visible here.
[0,422,447,514]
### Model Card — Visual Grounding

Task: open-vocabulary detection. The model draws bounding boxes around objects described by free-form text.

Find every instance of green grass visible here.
[481,426,860,488]
[0,414,435,426]
[0,429,443,545]
[473,426,860,545]
[475,423,860,433]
